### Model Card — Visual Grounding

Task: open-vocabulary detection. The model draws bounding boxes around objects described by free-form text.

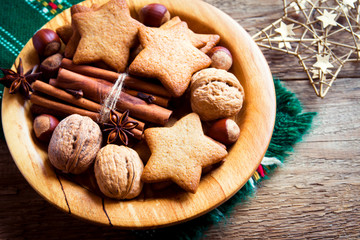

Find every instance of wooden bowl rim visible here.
[1,0,276,229]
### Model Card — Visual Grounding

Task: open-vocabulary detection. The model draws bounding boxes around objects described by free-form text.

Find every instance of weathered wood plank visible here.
[204,78,360,238]
[205,140,360,239]
[282,79,360,142]
[0,0,358,239]
[205,0,360,80]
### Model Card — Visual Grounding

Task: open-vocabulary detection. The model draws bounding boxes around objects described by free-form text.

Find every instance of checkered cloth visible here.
[0,0,81,69]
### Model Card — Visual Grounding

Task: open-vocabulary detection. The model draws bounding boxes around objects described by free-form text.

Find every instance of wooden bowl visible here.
[1,0,275,229]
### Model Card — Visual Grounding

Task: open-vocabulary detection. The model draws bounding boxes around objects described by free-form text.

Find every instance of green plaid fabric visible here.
[0,0,82,69]
[0,0,82,137]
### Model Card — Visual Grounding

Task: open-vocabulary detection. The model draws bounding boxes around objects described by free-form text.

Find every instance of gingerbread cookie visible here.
[161,16,220,52]
[72,0,142,72]
[64,4,95,59]
[142,113,228,193]
[129,22,211,97]
[190,31,220,53]
[56,24,73,44]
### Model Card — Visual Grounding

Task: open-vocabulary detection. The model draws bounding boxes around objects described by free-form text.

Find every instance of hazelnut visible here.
[33,114,59,143]
[207,119,240,145]
[32,29,61,57]
[207,46,233,71]
[139,3,171,27]
[94,145,144,200]
[48,114,102,174]
[39,53,63,81]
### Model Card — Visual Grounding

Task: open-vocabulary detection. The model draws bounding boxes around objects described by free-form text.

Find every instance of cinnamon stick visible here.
[29,94,143,140]
[31,80,145,130]
[30,94,99,121]
[52,68,172,125]
[31,104,70,119]
[123,88,169,107]
[60,58,172,98]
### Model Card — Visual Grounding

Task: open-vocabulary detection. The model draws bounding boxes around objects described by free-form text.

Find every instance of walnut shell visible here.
[190,68,245,121]
[94,144,144,200]
[48,114,102,174]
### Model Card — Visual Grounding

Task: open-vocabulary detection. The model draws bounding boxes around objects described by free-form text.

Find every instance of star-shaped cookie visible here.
[160,16,220,53]
[72,0,141,72]
[142,113,228,193]
[64,4,95,59]
[129,22,211,97]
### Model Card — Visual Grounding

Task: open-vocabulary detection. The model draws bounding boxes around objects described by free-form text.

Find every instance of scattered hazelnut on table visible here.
[207,46,233,71]
[94,144,144,200]
[207,118,240,145]
[33,114,59,143]
[32,29,61,57]
[48,114,102,174]
[139,3,170,27]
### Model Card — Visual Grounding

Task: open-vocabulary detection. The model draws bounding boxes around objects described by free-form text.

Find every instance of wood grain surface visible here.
[0,0,359,239]
[2,0,276,230]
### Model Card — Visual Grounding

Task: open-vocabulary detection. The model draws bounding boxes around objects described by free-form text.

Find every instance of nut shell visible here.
[207,46,233,71]
[94,145,144,200]
[32,29,61,57]
[33,114,59,143]
[48,114,102,174]
[207,118,240,145]
[39,53,63,81]
[190,68,245,121]
[139,3,170,27]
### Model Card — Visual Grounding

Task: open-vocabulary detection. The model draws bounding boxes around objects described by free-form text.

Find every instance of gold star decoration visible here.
[313,54,334,73]
[275,22,296,37]
[343,0,357,8]
[317,9,338,28]
[253,0,360,98]
[141,113,228,193]
[274,22,296,49]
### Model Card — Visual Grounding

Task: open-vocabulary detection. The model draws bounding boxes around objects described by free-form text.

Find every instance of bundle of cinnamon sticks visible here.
[30,58,174,139]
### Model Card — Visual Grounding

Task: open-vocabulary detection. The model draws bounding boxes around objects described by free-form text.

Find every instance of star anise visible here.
[0,58,41,98]
[103,109,139,145]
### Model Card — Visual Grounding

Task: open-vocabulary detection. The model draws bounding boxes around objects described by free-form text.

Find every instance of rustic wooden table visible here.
[1,0,359,239]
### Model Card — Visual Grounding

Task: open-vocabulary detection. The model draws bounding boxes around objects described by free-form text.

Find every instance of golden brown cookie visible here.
[129,22,211,97]
[160,17,204,48]
[72,0,142,72]
[160,16,181,29]
[161,16,220,52]
[56,24,73,44]
[64,4,94,59]
[190,31,220,53]
[142,113,228,193]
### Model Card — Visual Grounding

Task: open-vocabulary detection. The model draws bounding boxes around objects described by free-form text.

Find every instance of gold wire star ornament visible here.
[317,9,338,28]
[253,0,360,98]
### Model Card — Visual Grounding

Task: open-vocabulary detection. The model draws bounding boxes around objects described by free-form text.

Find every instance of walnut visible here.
[48,114,102,174]
[190,68,245,121]
[94,144,144,200]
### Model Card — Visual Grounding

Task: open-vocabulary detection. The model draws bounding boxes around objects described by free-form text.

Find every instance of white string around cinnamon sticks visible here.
[99,72,127,123]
